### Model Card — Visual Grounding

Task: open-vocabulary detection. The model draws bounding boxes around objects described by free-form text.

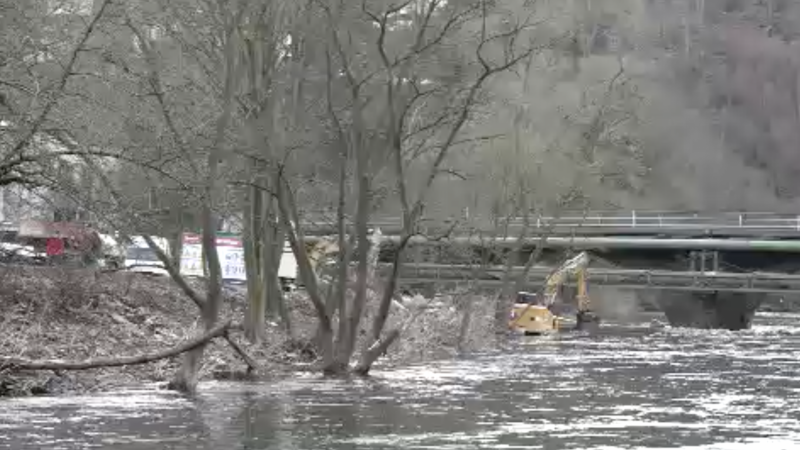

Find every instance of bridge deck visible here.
[388,263,800,293]
[303,212,800,238]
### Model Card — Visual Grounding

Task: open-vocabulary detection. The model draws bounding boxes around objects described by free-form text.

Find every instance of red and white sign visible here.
[180,233,246,280]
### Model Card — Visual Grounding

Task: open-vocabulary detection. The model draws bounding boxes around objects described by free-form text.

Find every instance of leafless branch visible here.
[6,0,112,161]
[1,322,232,371]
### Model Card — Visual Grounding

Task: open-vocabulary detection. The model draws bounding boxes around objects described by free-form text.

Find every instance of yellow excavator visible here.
[508,251,600,335]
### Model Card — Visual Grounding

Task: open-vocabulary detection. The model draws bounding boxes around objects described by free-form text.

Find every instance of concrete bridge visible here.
[306,212,800,273]
[389,264,800,294]
[306,210,800,331]
[376,263,800,330]
[304,211,800,238]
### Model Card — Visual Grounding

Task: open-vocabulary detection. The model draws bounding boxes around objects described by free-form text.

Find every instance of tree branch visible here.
[6,0,112,160]
[1,322,231,372]
[75,154,257,372]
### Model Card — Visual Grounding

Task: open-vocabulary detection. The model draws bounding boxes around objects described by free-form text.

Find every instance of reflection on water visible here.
[2,313,800,449]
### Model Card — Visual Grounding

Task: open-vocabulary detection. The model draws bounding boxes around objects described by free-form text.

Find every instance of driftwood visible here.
[0,322,231,371]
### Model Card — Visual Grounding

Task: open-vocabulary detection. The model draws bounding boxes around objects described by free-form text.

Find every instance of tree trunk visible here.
[337,156,370,369]
[315,146,350,353]
[169,12,239,393]
[354,307,423,376]
[264,180,290,334]
[329,83,368,372]
[261,183,280,320]
[361,232,407,369]
[275,174,335,368]
[456,295,474,354]
[243,182,265,343]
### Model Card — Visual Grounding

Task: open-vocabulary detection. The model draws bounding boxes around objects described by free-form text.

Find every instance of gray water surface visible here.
[2,313,800,449]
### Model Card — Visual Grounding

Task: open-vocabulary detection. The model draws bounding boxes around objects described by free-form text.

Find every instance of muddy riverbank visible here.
[0,266,495,397]
[0,266,328,397]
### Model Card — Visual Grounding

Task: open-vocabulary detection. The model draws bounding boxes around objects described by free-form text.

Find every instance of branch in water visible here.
[0,322,231,371]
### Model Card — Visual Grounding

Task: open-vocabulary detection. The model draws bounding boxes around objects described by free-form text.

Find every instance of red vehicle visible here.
[17,220,102,266]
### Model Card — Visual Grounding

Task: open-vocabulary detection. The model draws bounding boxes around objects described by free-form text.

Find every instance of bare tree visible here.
[243,0,548,375]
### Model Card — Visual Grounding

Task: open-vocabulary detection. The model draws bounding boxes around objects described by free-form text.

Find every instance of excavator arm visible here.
[545,252,600,330]
[542,251,591,310]
[542,251,599,329]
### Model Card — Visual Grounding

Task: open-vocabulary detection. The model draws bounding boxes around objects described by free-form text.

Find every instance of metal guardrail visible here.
[302,211,800,234]
[503,212,800,230]
[389,263,800,293]
[396,277,800,293]
[391,262,800,279]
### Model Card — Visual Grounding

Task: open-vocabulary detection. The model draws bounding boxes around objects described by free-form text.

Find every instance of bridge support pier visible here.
[657,291,762,330]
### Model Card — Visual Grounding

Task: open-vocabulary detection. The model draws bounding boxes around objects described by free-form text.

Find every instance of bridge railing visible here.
[501,212,800,230]
[301,211,800,233]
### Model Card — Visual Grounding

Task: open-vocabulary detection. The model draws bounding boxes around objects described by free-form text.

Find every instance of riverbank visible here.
[0,266,495,397]
[0,266,325,397]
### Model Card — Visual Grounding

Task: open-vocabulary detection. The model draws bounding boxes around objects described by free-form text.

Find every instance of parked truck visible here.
[124,236,171,276]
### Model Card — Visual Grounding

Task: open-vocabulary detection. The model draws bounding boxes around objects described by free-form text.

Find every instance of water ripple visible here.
[1,313,799,449]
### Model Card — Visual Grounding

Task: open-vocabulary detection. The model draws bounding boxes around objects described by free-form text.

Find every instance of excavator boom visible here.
[542,251,590,308]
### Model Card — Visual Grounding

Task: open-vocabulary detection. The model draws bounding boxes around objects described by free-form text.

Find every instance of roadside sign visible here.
[180,233,246,280]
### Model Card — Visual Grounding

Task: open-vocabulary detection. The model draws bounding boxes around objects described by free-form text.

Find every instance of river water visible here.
[2,312,800,449]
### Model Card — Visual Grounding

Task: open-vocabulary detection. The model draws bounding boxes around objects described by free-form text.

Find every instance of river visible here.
[2,312,800,449]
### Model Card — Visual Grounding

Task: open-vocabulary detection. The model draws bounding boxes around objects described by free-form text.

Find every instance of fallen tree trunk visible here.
[223,331,259,373]
[0,322,231,372]
[354,308,425,376]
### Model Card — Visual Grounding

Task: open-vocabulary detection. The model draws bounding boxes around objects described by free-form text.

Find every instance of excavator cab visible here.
[509,292,562,335]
